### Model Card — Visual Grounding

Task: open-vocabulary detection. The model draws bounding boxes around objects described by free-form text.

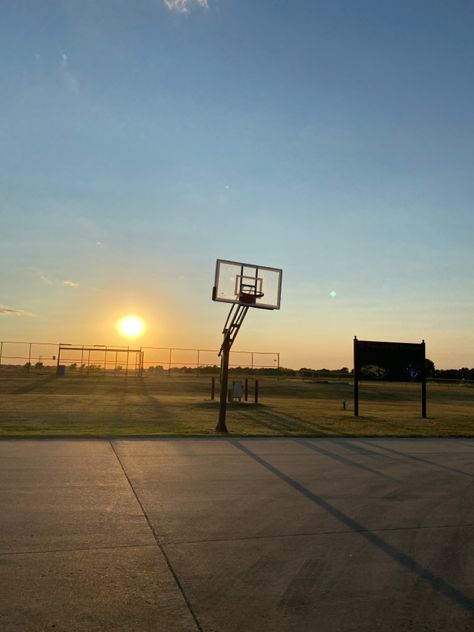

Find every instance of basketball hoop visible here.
[213,259,282,310]
[212,258,282,433]
[239,291,264,305]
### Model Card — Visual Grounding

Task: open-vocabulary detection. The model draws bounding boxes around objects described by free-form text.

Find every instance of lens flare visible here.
[329,290,337,298]
[117,315,146,338]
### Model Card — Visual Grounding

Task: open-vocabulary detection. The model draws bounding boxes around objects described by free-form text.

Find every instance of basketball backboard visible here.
[212,259,282,310]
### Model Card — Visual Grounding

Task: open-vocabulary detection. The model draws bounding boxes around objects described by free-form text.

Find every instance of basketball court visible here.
[1,437,473,631]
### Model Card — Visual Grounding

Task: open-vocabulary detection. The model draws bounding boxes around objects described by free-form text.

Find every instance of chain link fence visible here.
[0,341,280,376]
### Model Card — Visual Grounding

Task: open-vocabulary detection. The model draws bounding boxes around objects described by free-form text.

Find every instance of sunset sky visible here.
[1,1,474,369]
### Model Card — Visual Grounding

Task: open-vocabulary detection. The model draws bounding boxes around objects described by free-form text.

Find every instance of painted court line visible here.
[109,441,203,632]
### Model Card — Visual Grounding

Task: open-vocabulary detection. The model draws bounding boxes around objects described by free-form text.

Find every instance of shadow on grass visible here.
[188,401,322,434]
[190,401,403,437]
[233,405,329,435]
[12,374,58,394]
[190,401,260,410]
[136,376,172,421]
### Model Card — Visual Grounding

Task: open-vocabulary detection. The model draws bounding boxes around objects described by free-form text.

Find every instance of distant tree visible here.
[69,363,78,371]
[24,362,31,370]
[425,358,435,377]
[35,361,43,369]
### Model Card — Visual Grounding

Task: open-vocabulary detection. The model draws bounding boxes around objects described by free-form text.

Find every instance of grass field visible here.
[0,370,473,437]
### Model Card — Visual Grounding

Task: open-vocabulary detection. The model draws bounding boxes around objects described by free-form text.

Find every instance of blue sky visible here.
[1,0,474,368]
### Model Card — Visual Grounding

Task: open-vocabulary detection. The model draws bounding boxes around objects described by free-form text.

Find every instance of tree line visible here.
[145,360,474,381]
[18,359,474,381]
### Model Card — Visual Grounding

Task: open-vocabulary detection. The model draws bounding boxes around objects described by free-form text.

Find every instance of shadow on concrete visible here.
[294,438,397,482]
[232,439,474,614]
[455,440,474,449]
[353,439,474,479]
[330,439,387,458]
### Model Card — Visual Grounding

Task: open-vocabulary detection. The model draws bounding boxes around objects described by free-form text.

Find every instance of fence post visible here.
[244,377,248,401]
[211,377,215,400]
[56,345,61,374]
[255,379,259,404]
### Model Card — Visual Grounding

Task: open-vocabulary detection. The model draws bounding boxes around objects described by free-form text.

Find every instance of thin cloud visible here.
[164,0,208,13]
[0,305,34,317]
[60,51,79,94]
[36,271,80,288]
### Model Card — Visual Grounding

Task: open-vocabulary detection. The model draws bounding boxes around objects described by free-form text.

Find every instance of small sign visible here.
[232,380,244,401]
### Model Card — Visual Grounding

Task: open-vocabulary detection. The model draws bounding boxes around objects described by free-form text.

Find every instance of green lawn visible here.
[0,371,473,437]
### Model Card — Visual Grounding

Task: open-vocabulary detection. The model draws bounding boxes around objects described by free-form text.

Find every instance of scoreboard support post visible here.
[354,337,359,417]
[421,340,427,419]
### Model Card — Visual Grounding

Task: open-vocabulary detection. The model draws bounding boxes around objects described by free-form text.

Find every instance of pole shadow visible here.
[353,439,474,479]
[235,405,328,435]
[231,439,474,614]
[293,438,398,482]
[12,374,57,394]
[136,376,171,419]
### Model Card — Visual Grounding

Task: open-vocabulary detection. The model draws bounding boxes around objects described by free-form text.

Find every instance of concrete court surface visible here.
[0,438,473,632]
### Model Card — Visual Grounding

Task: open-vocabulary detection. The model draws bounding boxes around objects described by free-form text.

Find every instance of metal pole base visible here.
[216,338,230,433]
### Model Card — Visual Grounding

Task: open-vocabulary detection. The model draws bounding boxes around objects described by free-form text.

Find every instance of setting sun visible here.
[117,315,146,338]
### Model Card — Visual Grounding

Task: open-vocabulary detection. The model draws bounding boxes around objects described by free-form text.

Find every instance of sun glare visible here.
[117,315,146,338]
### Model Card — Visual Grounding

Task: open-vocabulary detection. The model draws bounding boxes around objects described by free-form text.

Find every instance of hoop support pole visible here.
[216,303,250,433]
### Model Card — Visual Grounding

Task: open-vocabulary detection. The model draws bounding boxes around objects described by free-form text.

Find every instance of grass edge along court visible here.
[0,372,473,438]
